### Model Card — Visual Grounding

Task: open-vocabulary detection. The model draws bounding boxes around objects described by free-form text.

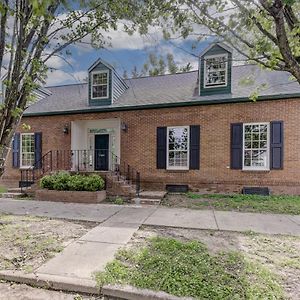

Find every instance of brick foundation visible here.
[35,189,106,203]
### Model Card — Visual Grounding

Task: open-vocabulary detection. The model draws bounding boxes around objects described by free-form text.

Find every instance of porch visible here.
[19,148,141,198]
[71,118,121,172]
[19,118,141,196]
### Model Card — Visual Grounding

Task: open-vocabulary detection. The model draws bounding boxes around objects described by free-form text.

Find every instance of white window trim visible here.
[242,122,270,171]
[203,53,228,88]
[90,70,109,100]
[166,126,190,170]
[20,133,35,169]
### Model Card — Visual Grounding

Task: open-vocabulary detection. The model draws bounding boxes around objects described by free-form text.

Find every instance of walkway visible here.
[0,198,299,293]
[0,198,299,236]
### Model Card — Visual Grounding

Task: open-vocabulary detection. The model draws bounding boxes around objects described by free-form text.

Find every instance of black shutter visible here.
[230,123,243,169]
[12,133,20,168]
[270,121,283,169]
[189,125,200,170]
[157,127,167,169]
[34,132,42,169]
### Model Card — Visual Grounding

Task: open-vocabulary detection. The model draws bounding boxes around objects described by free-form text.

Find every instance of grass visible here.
[184,192,300,214]
[0,186,7,193]
[95,237,284,299]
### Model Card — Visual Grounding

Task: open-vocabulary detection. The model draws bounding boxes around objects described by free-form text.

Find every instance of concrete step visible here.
[7,187,22,193]
[131,198,161,205]
[138,191,167,200]
[0,192,23,198]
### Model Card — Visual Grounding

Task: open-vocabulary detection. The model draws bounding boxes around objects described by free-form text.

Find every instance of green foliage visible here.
[0,186,7,193]
[114,197,124,205]
[186,192,300,215]
[40,172,104,192]
[149,0,300,84]
[95,237,283,299]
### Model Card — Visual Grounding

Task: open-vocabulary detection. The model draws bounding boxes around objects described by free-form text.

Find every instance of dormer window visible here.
[204,54,228,88]
[91,70,109,99]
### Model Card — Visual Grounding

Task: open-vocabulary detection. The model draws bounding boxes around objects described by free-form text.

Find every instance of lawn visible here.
[162,193,300,215]
[0,185,7,193]
[0,214,93,272]
[95,227,300,300]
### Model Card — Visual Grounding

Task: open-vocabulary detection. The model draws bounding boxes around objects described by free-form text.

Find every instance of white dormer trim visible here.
[88,58,115,73]
[199,41,233,57]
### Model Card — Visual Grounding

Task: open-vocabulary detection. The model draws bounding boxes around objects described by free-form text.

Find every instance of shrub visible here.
[114,196,124,205]
[40,172,105,192]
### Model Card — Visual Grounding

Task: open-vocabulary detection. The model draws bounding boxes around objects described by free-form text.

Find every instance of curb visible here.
[102,284,195,300]
[0,270,100,295]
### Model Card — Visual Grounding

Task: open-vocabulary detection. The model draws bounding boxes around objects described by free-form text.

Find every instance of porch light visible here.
[63,125,69,134]
[121,122,128,132]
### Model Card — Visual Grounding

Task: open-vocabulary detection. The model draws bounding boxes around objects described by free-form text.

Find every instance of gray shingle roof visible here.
[25,64,300,115]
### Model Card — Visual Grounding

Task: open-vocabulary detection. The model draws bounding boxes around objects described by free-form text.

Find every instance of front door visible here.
[94,134,109,171]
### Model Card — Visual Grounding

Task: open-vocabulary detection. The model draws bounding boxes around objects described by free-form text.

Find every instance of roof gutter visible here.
[23,93,300,117]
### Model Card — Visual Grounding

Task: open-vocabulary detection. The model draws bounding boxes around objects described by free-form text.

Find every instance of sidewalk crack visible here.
[213,210,220,230]
[286,216,300,226]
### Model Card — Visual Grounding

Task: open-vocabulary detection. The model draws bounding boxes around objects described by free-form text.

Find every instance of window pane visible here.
[93,73,107,85]
[252,141,259,149]
[244,141,251,149]
[260,141,267,148]
[93,85,107,98]
[168,151,175,166]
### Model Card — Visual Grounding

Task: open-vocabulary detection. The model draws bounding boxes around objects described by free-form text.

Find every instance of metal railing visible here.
[20,149,141,196]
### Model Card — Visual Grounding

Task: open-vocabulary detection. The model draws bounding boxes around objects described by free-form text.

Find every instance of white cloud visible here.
[45,69,87,86]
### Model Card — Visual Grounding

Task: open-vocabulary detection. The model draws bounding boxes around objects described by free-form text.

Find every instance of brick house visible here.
[2,42,300,195]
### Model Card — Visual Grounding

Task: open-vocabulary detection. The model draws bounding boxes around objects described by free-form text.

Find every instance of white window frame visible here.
[90,70,109,100]
[20,133,35,169]
[167,126,190,170]
[203,53,228,88]
[242,122,270,171]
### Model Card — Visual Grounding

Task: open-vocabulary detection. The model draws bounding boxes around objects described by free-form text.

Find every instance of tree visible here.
[151,0,300,84]
[0,0,151,177]
[130,52,192,77]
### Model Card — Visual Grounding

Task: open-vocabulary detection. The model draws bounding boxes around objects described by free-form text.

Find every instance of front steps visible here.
[0,192,23,198]
[106,174,137,197]
[131,191,167,205]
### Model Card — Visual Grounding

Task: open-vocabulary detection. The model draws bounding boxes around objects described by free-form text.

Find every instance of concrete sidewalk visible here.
[144,207,300,236]
[0,198,299,235]
[36,206,156,280]
[0,198,299,294]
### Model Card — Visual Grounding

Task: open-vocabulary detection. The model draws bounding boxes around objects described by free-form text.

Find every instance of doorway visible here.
[94,134,109,171]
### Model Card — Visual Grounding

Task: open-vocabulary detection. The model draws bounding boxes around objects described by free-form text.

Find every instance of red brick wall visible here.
[2,98,300,194]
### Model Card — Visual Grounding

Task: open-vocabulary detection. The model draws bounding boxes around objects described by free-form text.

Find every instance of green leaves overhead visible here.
[147,0,300,85]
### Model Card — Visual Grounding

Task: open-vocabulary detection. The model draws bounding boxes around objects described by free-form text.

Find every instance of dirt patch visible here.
[129,226,300,300]
[0,214,96,272]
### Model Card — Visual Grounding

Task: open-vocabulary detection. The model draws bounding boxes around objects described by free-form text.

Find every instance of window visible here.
[167,126,189,170]
[243,123,269,170]
[20,133,35,168]
[91,70,109,99]
[204,54,227,88]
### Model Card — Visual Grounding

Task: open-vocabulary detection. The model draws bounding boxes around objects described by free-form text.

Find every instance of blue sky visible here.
[45,33,213,87]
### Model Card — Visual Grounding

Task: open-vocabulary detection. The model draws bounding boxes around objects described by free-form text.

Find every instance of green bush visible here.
[40,172,105,192]
[114,196,124,205]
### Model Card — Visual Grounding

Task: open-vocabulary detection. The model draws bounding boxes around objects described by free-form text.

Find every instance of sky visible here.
[45,30,213,87]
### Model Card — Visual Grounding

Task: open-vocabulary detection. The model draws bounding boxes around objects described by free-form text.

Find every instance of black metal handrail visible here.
[20,149,141,196]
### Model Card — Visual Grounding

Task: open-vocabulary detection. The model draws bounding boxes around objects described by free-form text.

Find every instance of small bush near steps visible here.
[40,172,105,192]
